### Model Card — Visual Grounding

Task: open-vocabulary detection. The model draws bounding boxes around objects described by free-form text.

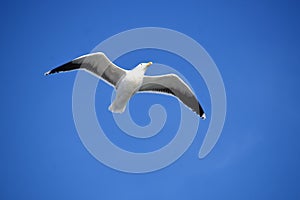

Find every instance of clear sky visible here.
[1,0,300,199]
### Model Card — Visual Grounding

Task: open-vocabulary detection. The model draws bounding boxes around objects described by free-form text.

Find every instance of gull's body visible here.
[45,52,206,119]
[109,67,145,113]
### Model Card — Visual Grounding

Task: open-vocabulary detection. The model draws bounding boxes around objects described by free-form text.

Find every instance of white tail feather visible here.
[108,102,126,113]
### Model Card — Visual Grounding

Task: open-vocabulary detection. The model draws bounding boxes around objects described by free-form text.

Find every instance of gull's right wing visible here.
[44,52,126,87]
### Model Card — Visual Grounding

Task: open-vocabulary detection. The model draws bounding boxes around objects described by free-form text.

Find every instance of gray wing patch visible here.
[73,52,126,86]
[45,52,126,87]
[139,74,205,118]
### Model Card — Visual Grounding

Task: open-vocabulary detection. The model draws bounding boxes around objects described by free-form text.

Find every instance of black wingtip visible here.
[44,70,51,76]
[201,113,206,120]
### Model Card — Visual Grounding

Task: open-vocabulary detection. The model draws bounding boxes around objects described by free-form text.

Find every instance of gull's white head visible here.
[135,62,153,72]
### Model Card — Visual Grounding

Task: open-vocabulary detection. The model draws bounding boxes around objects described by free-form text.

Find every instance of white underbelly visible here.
[109,73,143,113]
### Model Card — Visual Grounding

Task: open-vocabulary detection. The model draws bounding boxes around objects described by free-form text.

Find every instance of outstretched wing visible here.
[139,74,206,119]
[45,52,126,87]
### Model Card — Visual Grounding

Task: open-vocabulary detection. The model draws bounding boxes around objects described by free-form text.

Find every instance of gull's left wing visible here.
[139,74,206,119]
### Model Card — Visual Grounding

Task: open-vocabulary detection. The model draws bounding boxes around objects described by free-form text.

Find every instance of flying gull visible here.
[45,52,206,119]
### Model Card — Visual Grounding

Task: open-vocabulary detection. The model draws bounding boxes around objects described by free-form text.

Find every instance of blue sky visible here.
[1,0,300,199]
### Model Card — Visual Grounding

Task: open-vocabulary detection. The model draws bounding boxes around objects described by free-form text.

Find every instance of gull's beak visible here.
[146,62,153,67]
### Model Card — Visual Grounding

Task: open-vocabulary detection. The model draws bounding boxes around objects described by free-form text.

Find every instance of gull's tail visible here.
[108,102,126,113]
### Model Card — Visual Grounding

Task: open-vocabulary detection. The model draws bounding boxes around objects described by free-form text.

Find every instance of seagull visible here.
[45,52,206,119]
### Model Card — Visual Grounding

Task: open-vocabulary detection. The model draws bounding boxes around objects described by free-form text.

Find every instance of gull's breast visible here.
[110,72,144,113]
[118,72,144,94]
